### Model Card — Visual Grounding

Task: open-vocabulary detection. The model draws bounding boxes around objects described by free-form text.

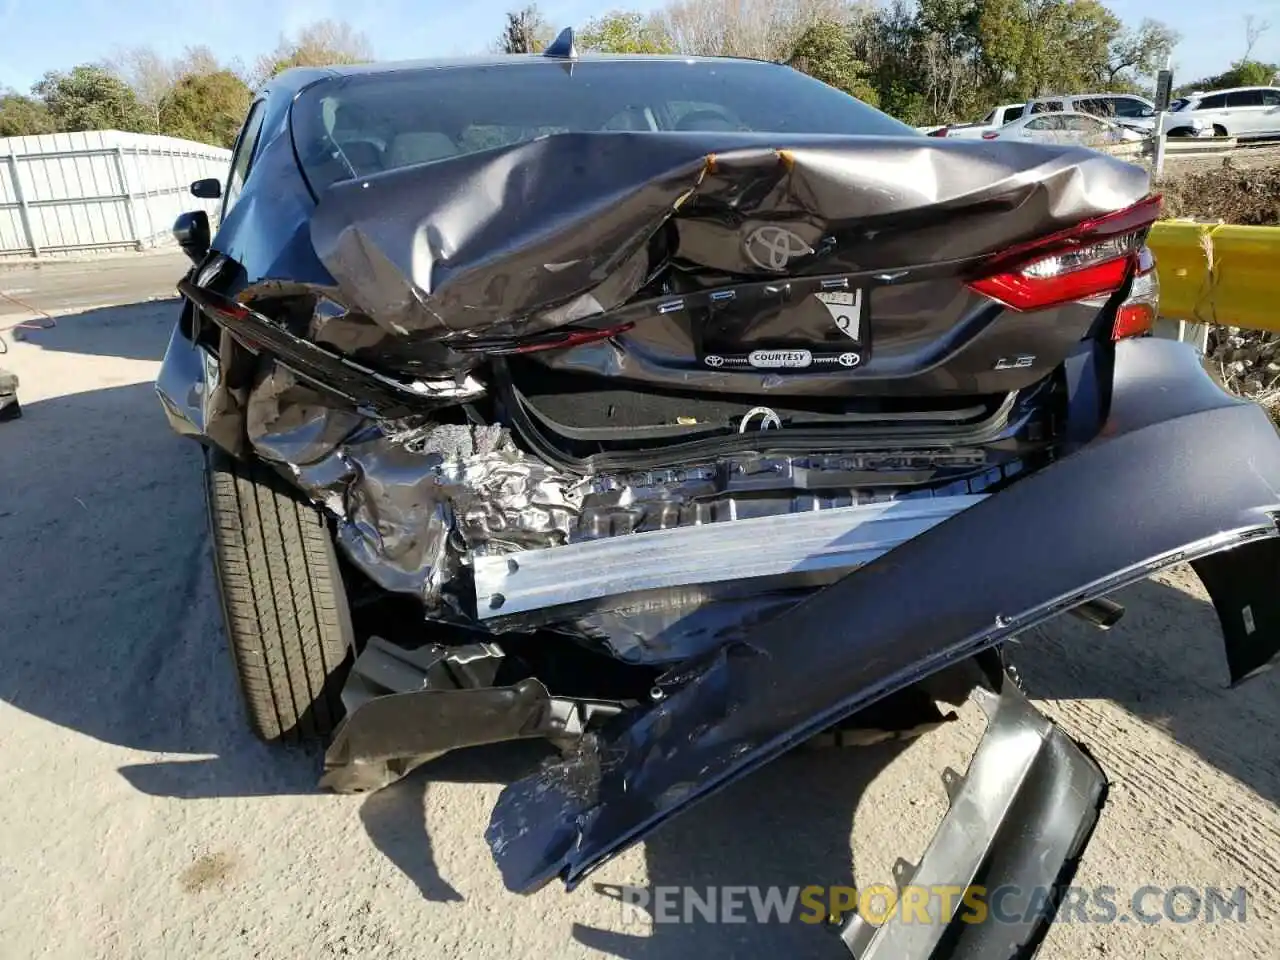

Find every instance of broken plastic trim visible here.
[177,278,447,420]
[320,636,627,793]
[839,672,1105,958]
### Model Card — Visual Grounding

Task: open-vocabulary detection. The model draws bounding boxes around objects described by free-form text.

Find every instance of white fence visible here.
[0,130,231,260]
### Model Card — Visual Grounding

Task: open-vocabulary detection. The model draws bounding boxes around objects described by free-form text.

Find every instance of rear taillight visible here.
[1111,245,1158,340]
[928,126,949,137]
[981,131,999,140]
[508,321,635,354]
[966,195,1162,312]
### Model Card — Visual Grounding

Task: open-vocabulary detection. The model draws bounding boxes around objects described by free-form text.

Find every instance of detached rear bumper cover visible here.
[486,338,1280,892]
[840,673,1105,959]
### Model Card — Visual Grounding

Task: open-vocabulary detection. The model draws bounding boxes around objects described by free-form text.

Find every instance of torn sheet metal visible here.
[236,353,1019,651]
[483,339,1280,893]
[308,132,1148,363]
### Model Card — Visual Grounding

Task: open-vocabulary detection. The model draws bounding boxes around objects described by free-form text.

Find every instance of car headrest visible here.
[675,110,739,132]
[386,132,460,169]
[337,140,384,173]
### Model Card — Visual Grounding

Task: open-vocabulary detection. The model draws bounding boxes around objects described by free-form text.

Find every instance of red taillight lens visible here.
[967,195,1162,312]
[509,321,635,354]
[981,131,999,140]
[928,126,949,137]
[1112,246,1159,340]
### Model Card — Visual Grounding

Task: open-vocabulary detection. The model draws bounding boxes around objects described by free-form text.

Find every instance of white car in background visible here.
[1165,86,1280,139]
[980,111,1147,149]
[1018,93,1156,132]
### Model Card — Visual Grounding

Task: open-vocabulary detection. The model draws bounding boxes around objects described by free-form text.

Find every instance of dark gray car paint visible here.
[306,132,1148,396]
[484,337,1280,892]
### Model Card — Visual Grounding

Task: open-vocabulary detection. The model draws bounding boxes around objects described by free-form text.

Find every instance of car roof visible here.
[260,53,777,98]
[1186,85,1280,97]
[1022,109,1113,120]
[1031,93,1148,100]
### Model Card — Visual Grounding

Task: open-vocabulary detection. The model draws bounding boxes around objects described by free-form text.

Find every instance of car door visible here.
[1060,113,1114,145]
[1260,88,1280,135]
[1191,92,1230,133]
[1225,89,1266,136]
[1019,115,1064,143]
[998,105,1024,125]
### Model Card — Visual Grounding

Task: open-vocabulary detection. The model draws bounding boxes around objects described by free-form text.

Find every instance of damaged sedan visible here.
[156,32,1280,957]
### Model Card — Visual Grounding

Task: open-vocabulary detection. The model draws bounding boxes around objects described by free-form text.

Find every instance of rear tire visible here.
[1213,124,1228,138]
[205,448,354,742]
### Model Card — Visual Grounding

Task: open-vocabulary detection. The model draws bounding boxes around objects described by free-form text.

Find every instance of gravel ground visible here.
[1159,142,1280,178]
[1,253,1279,959]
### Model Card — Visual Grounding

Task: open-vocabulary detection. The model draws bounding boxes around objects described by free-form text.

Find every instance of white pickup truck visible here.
[928,103,1025,139]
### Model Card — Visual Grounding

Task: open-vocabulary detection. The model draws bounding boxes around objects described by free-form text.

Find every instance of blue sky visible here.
[0,0,1275,93]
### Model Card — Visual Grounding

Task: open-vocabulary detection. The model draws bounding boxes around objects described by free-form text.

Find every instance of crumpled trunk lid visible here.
[306,132,1149,391]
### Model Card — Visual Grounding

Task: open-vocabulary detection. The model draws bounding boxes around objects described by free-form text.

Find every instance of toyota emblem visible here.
[743,226,812,272]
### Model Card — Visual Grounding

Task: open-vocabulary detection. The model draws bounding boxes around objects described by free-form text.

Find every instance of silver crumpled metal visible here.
[245,360,587,610]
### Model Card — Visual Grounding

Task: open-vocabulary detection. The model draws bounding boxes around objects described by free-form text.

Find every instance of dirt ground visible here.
[1,253,1279,959]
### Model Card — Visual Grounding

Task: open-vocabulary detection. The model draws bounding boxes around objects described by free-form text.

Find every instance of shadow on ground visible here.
[4,297,180,363]
[1014,575,1280,808]
[4,299,1280,958]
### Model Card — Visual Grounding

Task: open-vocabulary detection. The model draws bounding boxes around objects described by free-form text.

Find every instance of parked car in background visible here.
[928,102,1025,138]
[981,110,1146,149]
[1166,86,1280,139]
[1019,93,1156,132]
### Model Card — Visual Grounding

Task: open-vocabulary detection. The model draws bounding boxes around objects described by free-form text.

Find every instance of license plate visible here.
[815,289,864,343]
[699,287,870,371]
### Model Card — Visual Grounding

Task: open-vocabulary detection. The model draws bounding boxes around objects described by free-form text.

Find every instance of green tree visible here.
[496,5,554,53]
[33,65,151,133]
[159,70,253,148]
[1178,59,1280,94]
[254,19,373,84]
[579,10,676,53]
[1105,18,1179,88]
[788,20,879,105]
[0,91,56,137]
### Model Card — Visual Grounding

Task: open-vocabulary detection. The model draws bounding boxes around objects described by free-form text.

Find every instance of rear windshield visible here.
[292,59,916,189]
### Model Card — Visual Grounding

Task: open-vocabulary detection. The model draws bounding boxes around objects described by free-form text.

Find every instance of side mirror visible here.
[190,178,222,199]
[173,210,211,264]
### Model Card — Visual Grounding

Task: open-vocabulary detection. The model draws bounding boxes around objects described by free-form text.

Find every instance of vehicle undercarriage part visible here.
[839,668,1105,959]
[320,636,627,793]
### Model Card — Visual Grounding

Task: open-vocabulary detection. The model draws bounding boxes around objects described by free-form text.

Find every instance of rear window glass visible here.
[292,60,915,189]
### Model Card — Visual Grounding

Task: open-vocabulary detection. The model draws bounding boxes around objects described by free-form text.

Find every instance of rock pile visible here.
[1207,327,1280,397]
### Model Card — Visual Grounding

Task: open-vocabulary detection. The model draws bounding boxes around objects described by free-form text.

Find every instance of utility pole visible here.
[1152,56,1173,180]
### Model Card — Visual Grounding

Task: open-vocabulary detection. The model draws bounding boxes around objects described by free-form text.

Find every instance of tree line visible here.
[0,19,371,147]
[1,6,1274,147]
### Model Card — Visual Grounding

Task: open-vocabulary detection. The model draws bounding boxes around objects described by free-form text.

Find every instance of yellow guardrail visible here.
[1148,221,1276,333]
